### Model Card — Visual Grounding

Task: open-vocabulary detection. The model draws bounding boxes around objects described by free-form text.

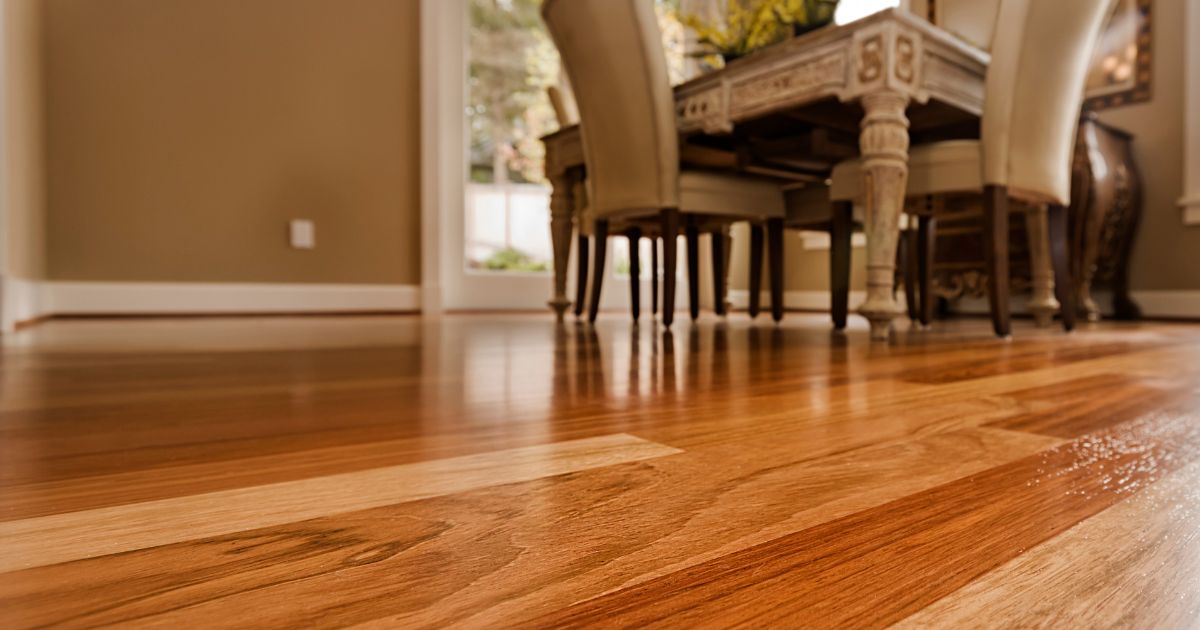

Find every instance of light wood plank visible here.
[0,433,681,573]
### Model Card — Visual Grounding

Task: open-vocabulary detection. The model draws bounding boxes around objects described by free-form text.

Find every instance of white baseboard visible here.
[728,289,868,311]
[732,288,1200,320]
[2,281,420,331]
[1129,290,1200,319]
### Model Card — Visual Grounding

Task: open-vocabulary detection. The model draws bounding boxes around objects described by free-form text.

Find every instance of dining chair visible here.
[828,0,1115,337]
[747,186,919,330]
[542,0,787,327]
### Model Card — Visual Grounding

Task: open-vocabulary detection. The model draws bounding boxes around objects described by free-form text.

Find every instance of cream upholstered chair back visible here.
[542,0,680,219]
[981,0,1115,205]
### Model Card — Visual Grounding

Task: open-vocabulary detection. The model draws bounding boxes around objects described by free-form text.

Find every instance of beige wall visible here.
[1097,0,1195,291]
[728,225,866,295]
[42,0,421,285]
[3,0,47,279]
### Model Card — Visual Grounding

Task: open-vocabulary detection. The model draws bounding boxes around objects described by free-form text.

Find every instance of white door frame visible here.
[0,3,10,332]
[420,0,568,312]
[419,0,695,314]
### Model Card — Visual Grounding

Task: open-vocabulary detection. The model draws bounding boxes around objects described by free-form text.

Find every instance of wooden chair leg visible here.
[686,220,700,321]
[901,227,918,320]
[1048,203,1077,332]
[748,223,764,319]
[830,202,852,330]
[588,219,608,324]
[767,217,785,322]
[918,215,937,326]
[651,236,659,316]
[627,227,641,323]
[982,185,1011,337]
[711,229,727,316]
[574,234,589,318]
[660,211,679,327]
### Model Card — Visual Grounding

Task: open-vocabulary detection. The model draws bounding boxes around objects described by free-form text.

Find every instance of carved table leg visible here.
[548,170,576,321]
[1024,204,1060,327]
[857,91,910,340]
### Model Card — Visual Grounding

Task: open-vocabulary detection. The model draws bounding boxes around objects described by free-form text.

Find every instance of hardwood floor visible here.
[1,314,1198,627]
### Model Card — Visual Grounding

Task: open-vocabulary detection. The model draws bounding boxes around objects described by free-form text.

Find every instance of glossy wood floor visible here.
[2,313,1199,628]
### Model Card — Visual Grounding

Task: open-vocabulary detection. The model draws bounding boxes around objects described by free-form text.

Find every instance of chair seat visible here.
[830,140,983,201]
[678,170,785,220]
[784,184,865,228]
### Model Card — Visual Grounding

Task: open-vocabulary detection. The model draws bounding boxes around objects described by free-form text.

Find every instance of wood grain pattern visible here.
[1,315,1199,628]
[0,433,681,572]
[527,411,1200,628]
[896,459,1200,628]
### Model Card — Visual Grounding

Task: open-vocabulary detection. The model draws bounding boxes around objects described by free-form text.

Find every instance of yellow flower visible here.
[683,0,794,59]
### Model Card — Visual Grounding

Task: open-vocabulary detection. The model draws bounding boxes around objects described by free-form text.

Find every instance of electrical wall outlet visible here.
[289,219,315,249]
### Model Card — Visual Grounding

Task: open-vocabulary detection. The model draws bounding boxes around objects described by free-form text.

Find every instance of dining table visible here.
[541,8,989,340]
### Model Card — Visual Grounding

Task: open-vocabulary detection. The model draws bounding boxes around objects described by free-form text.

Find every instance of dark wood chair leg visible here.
[711,229,727,316]
[901,227,918,320]
[686,220,700,321]
[918,215,937,326]
[626,227,641,323]
[660,210,679,327]
[1048,204,1077,332]
[574,234,589,318]
[830,202,852,330]
[587,219,608,324]
[651,236,659,316]
[748,223,764,319]
[767,217,785,323]
[982,185,1011,337]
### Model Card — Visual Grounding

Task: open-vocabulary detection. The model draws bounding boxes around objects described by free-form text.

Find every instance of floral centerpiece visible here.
[683,0,840,63]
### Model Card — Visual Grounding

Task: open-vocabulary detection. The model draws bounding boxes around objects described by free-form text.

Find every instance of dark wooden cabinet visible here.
[925,114,1142,321]
[1069,114,1142,320]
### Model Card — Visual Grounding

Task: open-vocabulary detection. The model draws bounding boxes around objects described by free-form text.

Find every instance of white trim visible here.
[4,282,420,322]
[0,4,10,329]
[1181,197,1200,226]
[1128,291,1200,319]
[419,0,468,315]
[729,289,869,311]
[1183,0,1200,223]
[0,276,49,331]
